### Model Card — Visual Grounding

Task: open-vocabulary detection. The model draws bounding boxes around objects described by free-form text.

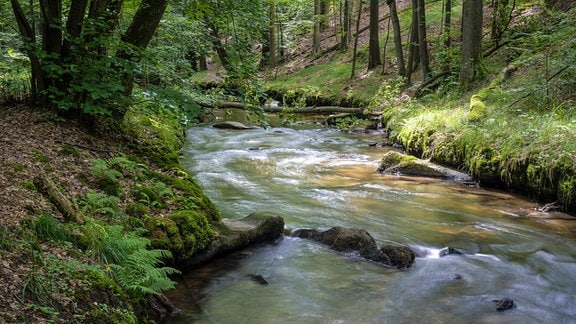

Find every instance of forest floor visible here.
[0,105,131,321]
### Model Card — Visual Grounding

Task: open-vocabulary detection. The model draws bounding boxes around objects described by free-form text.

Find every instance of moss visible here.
[59,144,81,158]
[97,177,122,197]
[4,162,26,172]
[379,151,417,171]
[144,210,214,263]
[150,171,221,222]
[468,95,486,122]
[31,149,51,163]
[75,269,136,323]
[125,203,150,218]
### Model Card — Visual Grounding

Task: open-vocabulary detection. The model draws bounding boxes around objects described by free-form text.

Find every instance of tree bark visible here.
[460,0,484,87]
[11,0,44,103]
[416,0,431,80]
[351,0,363,78]
[268,2,277,67]
[405,0,419,85]
[340,0,351,51]
[313,0,321,54]
[367,0,381,69]
[443,0,452,48]
[208,22,232,71]
[387,0,406,77]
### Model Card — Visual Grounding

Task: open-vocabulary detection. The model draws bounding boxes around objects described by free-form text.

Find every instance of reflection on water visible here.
[166,125,576,323]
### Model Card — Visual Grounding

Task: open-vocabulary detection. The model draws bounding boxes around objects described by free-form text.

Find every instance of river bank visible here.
[261,4,576,214]
[0,104,225,322]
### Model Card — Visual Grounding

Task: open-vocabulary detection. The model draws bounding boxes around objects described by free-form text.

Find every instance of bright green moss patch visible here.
[145,210,214,263]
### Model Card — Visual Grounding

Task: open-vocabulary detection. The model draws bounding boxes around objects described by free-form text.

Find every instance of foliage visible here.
[79,191,123,219]
[79,222,180,295]
[28,212,70,242]
[131,182,174,208]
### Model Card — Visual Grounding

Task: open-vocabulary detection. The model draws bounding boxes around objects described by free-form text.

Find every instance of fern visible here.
[110,249,179,295]
[80,191,122,218]
[82,223,179,296]
[90,159,122,181]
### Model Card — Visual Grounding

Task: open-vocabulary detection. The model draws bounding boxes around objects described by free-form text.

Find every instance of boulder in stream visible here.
[212,121,257,130]
[184,212,284,268]
[291,226,415,269]
[377,151,472,182]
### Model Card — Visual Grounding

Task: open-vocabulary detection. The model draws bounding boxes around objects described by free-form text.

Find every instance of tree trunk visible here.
[209,22,232,70]
[11,0,45,103]
[313,0,321,54]
[416,0,431,80]
[320,0,330,29]
[268,2,277,67]
[387,0,406,77]
[491,0,512,45]
[340,0,351,51]
[405,0,419,85]
[460,0,484,87]
[113,0,167,120]
[443,0,452,48]
[367,0,381,69]
[351,0,363,78]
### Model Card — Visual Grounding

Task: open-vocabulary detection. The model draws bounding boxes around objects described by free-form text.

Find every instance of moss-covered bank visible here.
[262,5,576,213]
[0,102,222,322]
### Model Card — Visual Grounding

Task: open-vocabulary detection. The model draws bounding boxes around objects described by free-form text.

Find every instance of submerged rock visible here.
[290,226,415,269]
[249,274,269,286]
[493,298,514,312]
[439,246,463,257]
[212,121,257,130]
[378,151,472,182]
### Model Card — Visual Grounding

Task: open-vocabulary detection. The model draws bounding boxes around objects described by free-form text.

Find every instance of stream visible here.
[165,123,576,323]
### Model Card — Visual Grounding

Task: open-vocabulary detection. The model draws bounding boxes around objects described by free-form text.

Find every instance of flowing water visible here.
[165,123,576,324]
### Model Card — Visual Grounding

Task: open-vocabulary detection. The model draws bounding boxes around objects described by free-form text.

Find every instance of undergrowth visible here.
[381,6,576,211]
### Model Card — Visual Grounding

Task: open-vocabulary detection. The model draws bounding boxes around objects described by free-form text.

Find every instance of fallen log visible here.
[201,100,365,114]
[33,176,84,223]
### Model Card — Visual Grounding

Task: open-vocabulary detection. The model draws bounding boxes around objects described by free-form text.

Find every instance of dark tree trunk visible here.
[387,0,406,77]
[320,0,330,29]
[367,0,381,69]
[351,0,363,78]
[268,2,277,67]
[199,55,208,71]
[341,0,351,51]
[443,0,452,48]
[11,0,44,103]
[416,0,431,80]
[460,0,484,87]
[491,0,514,45]
[12,0,167,123]
[119,0,168,108]
[313,0,321,54]
[405,0,419,85]
[208,22,232,71]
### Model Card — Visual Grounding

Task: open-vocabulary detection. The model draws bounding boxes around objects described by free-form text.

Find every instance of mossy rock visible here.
[150,171,221,222]
[145,210,214,263]
[468,95,486,122]
[379,151,417,170]
[379,151,472,181]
